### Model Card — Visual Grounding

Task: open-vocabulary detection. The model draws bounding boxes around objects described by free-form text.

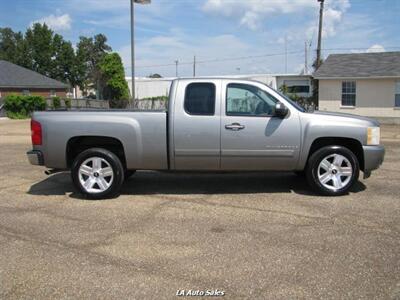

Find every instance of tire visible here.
[124,170,136,180]
[71,148,125,199]
[306,145,359,196]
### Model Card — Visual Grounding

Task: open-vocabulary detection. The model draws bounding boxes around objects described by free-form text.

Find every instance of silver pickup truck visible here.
[27,78,384,199]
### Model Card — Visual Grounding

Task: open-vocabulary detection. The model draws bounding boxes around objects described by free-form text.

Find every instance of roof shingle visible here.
[313,52,400,79]
[0,60,68,89]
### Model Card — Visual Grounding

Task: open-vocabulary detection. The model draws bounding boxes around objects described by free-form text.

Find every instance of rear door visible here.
[172,80,221,170]
[220,80,301,170]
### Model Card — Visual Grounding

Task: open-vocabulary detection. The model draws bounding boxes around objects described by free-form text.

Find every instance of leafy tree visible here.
[51,34,80,88]
[99,52,130,108]
[148,73,162,78]
[76,34,111,98]
[24,23,54,76]
[0,27,28,67]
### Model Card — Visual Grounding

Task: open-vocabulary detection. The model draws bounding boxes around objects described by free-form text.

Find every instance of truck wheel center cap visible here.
[93,172,99,177]
[332,169,338,175]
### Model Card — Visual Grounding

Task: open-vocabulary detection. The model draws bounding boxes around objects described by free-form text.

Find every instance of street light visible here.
[131,0,151,108]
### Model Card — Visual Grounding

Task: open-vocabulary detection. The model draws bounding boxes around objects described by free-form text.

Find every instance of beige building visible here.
[314,52,400,119]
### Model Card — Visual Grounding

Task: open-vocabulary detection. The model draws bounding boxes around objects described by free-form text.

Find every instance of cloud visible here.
[32,14,72,31]
[203,0,318,30]
[366,44,386,53]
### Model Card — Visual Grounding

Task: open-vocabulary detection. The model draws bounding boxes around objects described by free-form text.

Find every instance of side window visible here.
[184,83,215,115]
[341,81,356,106]
[226,83,277,116]
[395,80,400,107]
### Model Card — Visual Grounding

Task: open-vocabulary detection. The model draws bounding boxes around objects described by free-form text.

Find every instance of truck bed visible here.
[32,110,169,170]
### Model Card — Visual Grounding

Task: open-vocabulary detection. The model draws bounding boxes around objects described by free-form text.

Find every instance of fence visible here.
[133,99,167,110]
[46,98,110,110]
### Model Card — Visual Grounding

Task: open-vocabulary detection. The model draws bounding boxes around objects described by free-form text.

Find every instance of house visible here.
[314,52,400,119]
[0,60,68,98]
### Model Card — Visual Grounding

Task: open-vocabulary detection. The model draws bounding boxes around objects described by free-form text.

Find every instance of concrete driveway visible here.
[0,118,399,299]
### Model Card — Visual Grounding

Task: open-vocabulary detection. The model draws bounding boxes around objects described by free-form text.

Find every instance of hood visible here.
[311,110,380,127]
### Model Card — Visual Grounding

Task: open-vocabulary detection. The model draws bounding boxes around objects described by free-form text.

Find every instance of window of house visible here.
[226,83,277,116]
[341,81,356,106]
[287,85,310,93]
[50,90,57,97]
[22,90,30,96]
[184,83,215,115]
[395,80,400,107]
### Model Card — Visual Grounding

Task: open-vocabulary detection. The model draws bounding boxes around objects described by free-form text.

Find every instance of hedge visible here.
[4,94,46,119]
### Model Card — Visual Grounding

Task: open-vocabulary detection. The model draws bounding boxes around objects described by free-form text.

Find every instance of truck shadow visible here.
[28,170,367,199]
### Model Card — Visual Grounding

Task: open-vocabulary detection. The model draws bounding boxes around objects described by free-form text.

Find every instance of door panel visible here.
[221,81,301,170]
[173,81,221,170]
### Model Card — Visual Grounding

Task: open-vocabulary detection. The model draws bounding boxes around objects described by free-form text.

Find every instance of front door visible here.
[173,80,221,170]
[221,81,301,170]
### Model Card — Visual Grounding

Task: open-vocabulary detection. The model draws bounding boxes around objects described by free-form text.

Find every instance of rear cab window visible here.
[184,83,216,115]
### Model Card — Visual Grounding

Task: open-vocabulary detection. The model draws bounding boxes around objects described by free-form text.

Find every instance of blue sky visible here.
[1,0,399,77]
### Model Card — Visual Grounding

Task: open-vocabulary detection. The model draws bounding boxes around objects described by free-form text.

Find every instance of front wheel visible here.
[306,145,359,196]
[71,148,125,199]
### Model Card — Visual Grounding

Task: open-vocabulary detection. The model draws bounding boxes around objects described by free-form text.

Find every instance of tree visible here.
[24,23,54,76]
[51,34,79,88]
[0,27,28,67]
[99,52,130,108]
[148,73,162,78]
[76,34,112,98]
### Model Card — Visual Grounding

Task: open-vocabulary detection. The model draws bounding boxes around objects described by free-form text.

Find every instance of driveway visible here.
[0,119,399,299]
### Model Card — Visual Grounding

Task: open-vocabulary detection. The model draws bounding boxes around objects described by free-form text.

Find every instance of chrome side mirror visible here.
[275,102,288,118]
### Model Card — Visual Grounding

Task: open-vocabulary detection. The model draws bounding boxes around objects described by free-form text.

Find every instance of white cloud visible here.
[203,0,318,30]
[366,44,386,53]
[32,14,72,31]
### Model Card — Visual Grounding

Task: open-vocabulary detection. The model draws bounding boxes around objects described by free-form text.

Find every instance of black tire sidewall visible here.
[306,146,360,196]
[71,148,124,199]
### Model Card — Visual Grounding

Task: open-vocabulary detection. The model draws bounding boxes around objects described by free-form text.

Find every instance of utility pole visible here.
[316,0,325,69]
[130,0,151,108]
[175,60,179,77]
[193,55,196,77]
[304,41,308,75]
[284,34,288,73]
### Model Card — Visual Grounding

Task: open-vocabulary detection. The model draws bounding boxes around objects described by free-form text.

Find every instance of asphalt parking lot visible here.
[0,118,399,299]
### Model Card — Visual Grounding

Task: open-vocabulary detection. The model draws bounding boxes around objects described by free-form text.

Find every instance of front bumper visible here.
[363,145,385,173]
[27,150,44,166]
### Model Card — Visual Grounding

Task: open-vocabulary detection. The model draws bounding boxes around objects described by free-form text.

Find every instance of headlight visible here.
[367,127,380,145]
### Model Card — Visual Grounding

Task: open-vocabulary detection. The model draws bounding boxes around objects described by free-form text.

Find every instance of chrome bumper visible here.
[363,145,385,173]
[27,150,44,166]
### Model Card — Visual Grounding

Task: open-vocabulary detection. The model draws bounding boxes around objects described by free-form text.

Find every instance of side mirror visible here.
[274,102,288,118]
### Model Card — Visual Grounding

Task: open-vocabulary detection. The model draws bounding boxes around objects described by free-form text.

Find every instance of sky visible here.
[0,0,399,77]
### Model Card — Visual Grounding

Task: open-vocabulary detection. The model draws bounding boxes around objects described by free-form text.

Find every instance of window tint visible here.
[395,80,400,107]
[341,81,356,106]
[184,83,215,115]
[226,83,277,116]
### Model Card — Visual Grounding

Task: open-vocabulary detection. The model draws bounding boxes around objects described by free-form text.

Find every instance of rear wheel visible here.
[71,148,124,199]
[306,145,359,196]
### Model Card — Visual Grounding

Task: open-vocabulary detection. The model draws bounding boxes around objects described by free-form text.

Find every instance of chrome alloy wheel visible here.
[78,157,114,194]
[317,153,353,191]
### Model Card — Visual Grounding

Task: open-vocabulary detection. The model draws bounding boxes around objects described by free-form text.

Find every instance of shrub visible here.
[4,94,46,119]
[64,98,71,109]
[52,96,61,109]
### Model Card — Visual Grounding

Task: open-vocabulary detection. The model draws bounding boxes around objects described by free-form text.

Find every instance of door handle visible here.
[225,123,245,131]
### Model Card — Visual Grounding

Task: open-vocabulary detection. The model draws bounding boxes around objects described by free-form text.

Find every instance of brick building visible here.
[0,60,68,98]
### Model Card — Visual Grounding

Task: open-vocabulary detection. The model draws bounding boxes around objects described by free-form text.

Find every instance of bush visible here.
[52,96,61,109]
[64,98,71,109]
[4,94,46,118]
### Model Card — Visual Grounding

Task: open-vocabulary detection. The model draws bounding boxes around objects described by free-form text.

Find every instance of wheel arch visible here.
[66,136,127,169]
[305,137,364,171]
